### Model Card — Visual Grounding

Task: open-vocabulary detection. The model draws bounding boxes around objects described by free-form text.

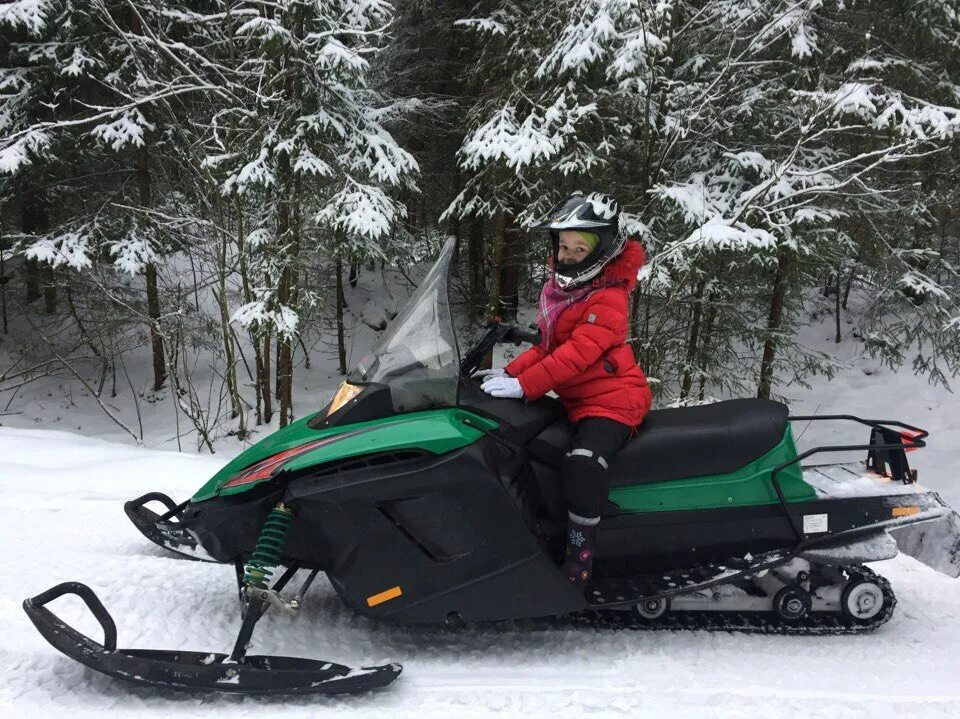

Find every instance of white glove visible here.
[481,376,524,399]
[471,368,507,380]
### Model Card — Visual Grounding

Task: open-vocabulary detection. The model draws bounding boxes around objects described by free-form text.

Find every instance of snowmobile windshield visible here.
[348,238,460,413]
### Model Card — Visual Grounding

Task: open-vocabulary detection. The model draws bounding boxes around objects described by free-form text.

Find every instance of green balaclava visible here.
[574,231,600,252]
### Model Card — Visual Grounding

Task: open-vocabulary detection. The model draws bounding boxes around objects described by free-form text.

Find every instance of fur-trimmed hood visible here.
[600,239,645,292]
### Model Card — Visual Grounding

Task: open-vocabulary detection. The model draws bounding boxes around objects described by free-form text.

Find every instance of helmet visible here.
[535,191,625,288]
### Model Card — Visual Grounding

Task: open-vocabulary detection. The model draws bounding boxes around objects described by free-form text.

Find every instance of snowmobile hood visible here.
[191,408,499,503]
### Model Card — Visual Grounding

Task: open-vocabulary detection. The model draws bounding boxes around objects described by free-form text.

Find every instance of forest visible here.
[2,0,959,449]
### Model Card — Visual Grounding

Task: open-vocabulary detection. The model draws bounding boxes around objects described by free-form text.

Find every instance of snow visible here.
[91,110,154,151]
[24,230,93,271]
[0,0,55,36]
[0,129,50,175]
[453,18,508,36]
[109,228,157,275]
[3,429,960,716]
[316,179,401,240]
[1,243,959,714]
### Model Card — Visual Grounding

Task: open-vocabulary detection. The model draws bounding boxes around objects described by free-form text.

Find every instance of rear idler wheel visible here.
[840,578,885,622]
[772,585,812,622]
[634,597,670,620]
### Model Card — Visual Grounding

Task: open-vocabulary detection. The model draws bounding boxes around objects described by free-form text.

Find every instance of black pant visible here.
[563,417,632,519]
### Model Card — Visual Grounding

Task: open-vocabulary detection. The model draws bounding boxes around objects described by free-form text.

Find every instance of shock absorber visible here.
[243,503,294,589]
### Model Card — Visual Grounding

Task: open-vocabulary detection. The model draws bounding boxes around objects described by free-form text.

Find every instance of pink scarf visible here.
[537,276,597,350]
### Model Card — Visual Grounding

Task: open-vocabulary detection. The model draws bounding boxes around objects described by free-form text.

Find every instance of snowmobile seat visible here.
[529,399,789,487]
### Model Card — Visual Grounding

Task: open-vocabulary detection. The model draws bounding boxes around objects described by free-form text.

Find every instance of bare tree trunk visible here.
[757,250,792,400]
[336,257,347,374]
[486,211,507,321]
[235,196,264,426]
[278,334,293,427]
[21,193,46,304]
[842,267,854,310]
[468,214,485,318]
[135,146,166,391]
[679,283,705,400]
[499,214,520,321]
[41,265,56,313]
[698,304,717,401]
[215,207,244,435]
[0,216,7,334]
[23,260,40,304]
[275,181,294,427]
[262,326,273,423]
[834,265,842,343]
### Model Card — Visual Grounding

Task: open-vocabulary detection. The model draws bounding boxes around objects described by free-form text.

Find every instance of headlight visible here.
[327,382,363,417]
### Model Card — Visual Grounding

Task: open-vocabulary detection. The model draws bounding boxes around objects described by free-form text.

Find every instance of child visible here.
[480,192,652,590]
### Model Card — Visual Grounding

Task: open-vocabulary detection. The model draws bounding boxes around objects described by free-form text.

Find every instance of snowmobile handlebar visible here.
[25,581,118,651]
[459,321,541,377]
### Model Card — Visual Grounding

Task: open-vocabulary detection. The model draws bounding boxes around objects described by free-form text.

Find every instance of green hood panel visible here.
[192,408,499,502]
[609,425,813,513]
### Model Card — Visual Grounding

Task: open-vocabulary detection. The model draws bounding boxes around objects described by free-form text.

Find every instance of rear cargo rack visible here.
[771,415,929,541]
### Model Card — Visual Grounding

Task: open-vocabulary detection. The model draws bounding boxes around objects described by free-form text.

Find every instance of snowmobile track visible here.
[555,566,896,636]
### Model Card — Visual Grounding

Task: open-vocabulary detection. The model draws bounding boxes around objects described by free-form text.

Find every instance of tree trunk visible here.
[468,215,485,318]
[235,196,264,426]
[757,250,792,400]
[278,334,292,427]
[135,146,166,391]
[336,258,347,374]
[486,211,507,321]
[679,283,705,400]
[262,327,273,423]
[21,192,47,304]
[0,216,7,333]
[499,214,520,321]
[842,267,854,310]
[41,265,56,313]
[698,304,717,401]
[834,265,842,343]
[275,181,294,427]
[216,207,244,434]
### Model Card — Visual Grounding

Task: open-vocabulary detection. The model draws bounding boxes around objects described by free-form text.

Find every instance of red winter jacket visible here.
[505,241,653,427]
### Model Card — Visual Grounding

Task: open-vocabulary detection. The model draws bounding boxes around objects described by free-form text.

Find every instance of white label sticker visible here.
[803,514,829,534]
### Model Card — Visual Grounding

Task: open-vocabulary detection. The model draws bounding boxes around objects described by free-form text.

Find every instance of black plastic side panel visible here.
[284,438,584,623]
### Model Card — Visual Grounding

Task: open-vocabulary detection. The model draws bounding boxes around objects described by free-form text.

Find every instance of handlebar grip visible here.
[506,328,540,345]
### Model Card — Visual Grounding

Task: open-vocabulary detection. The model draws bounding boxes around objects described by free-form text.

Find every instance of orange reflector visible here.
[892,506,920,517]
[366,586,402,607]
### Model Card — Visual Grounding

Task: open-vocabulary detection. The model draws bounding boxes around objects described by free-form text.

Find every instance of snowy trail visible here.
[2,427,960,718]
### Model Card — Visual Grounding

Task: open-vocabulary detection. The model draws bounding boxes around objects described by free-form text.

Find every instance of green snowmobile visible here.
[25,238,960,696]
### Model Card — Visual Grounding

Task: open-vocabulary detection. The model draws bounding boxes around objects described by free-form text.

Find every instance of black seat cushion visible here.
[529,399,789,487]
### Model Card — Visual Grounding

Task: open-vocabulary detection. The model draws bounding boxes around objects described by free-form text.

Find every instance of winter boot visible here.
[561,512,600,590]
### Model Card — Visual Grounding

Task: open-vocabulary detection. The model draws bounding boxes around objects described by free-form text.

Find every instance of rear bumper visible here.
[889,504,960,578]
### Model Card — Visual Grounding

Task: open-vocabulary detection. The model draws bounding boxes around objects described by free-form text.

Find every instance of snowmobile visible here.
[25,238,960,696]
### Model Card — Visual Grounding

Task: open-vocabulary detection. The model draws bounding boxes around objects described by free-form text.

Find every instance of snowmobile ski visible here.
[124,492,218,562]
[23,582,401,695]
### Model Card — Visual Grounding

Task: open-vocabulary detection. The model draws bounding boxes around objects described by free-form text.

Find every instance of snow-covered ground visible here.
[2,283,959,715]
[2,424,960,717]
